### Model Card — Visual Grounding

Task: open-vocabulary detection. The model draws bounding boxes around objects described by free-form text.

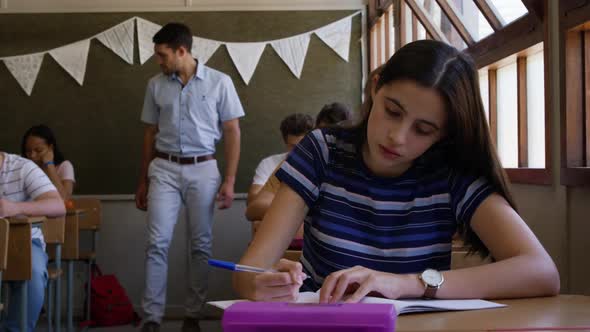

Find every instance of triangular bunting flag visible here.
[97,18,134,64]
[191,36,221,64]
[49,39,90,85]
[3,53,44,96]
[136,17,162,65]
[315,16,352,62]
[226,42,266,85]
[271,33,311,79]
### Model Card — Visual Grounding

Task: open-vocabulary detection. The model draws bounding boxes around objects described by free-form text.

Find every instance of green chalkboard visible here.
[0,11,362,194]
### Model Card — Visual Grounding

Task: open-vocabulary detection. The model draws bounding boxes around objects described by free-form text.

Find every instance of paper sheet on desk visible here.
[208,291,506,315]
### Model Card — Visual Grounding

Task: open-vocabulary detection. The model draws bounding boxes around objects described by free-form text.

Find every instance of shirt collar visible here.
[168,59,205,82]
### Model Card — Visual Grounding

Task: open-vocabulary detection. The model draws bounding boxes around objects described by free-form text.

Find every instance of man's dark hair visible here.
[316,102,351,127]
[153,23,193,52]
[280,113,314,142]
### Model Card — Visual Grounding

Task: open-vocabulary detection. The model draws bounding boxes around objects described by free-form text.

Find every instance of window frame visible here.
[370,0,553,185]
[560,0,590,186]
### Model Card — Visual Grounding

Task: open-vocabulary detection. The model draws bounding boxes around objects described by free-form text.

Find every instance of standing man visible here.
[135,23,244,332]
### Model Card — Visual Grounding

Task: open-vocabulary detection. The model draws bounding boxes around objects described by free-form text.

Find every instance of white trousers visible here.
[141,157,221,323]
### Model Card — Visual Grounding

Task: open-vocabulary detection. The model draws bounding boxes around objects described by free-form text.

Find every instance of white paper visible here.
[2,53,44,96]
[226,42,266,85]
[315,16,352,62]
[136,17,162,65]
[191,36,221,65]
[49,39,91,85]
[208,291,506,315]
[271,33,311,79]
[97,18,135,64]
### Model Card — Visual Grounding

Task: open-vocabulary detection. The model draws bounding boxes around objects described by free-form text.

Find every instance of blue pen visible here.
[208,259,309,279]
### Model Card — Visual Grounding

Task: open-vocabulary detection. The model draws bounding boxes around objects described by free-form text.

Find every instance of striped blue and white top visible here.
[275,128,494,291]
[0,152,57,249]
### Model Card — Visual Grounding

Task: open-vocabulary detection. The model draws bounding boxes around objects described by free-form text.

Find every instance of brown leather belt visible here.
[155,151,214,164]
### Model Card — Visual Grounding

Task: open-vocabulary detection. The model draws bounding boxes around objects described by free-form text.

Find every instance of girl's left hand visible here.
[41,149,54,165]
[319,266,407,303]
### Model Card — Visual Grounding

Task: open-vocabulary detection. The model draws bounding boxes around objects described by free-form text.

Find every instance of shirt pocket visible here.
[195,95,219,129]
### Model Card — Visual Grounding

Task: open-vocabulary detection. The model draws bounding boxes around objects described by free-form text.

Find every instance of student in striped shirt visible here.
[234,40,560,303]
[0,151,65,332]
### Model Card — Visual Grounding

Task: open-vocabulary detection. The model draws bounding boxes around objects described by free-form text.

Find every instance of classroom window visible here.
[478,69,490,123]
[488,0,528,25]
[479,43,549,183]
[496,61,519,168]
[475,6,494,40]
[562,21,590,186]
[526,50,545,168]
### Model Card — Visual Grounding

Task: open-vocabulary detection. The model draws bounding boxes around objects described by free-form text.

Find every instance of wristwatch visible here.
[419,269,444,299]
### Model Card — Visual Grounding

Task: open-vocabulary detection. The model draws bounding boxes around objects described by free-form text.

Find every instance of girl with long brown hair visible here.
[234,40,559,303]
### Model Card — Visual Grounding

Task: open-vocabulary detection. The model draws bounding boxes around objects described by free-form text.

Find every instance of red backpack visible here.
[80,264,140,327]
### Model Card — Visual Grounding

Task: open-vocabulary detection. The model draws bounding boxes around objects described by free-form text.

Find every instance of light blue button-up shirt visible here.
[141,62,245,157]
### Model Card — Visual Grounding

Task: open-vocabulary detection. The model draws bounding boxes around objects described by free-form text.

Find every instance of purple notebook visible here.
[222,301,396,332]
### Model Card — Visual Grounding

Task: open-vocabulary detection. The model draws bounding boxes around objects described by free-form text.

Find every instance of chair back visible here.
[0,218,9,271]
[73,198,102,230]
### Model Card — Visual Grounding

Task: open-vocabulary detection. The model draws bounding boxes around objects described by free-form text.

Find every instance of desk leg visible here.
[20,280,28,332]
[55,245,62,332]
[67,261,73,332]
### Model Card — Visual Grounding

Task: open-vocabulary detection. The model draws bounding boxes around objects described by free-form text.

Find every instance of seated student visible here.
[0,151,66,332]
[246,113,314,228]
[246,103,353,247]
[22,124,75,200]
[234,40,560,303]
[315,102,352,128]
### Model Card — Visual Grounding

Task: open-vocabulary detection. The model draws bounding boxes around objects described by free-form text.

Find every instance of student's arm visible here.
[135,124,158,211]
[245,189,275,221]
[234,185,308,301]
[217,118,241,209]
[319,193,560,303]
[246,184,263,205]
[0,191,65,218]
[42,164,72,200]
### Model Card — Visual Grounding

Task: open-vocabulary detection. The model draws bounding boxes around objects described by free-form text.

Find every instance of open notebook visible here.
[208,291,506,315]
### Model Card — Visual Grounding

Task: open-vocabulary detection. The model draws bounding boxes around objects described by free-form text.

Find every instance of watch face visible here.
[422,269,443,286]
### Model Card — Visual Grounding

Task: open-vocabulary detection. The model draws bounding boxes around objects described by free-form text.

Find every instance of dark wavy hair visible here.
[316,102,352,127]
[21,124,66,165]
[352,40,516,259]
[153,22,193,52]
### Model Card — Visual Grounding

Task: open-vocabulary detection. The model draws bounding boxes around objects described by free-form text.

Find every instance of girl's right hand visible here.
[249,259,306,301]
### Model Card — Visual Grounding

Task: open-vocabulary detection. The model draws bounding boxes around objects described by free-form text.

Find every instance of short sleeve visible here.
[218,76,245,122]
[275,130,327,208]
[57,160,76,183]
[252,159,272,185]
[140,79,158,124]
[260,163,283,194]
[21,161,57,199]
[450,172,495,228]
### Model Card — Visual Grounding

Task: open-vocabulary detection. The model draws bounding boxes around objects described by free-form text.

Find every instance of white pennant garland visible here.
[49,39,90,85]
[315,16,352,62]
[226,42,266,85]
[191,36,221,64]
[1,13,360,94]
[3,53,44,96]
[271,34,311,79]
[97,18,135,64]
[136,17,162,65]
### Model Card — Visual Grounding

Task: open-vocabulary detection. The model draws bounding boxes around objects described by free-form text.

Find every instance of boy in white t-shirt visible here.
[0,152,65,332]
[246,113,314,205]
